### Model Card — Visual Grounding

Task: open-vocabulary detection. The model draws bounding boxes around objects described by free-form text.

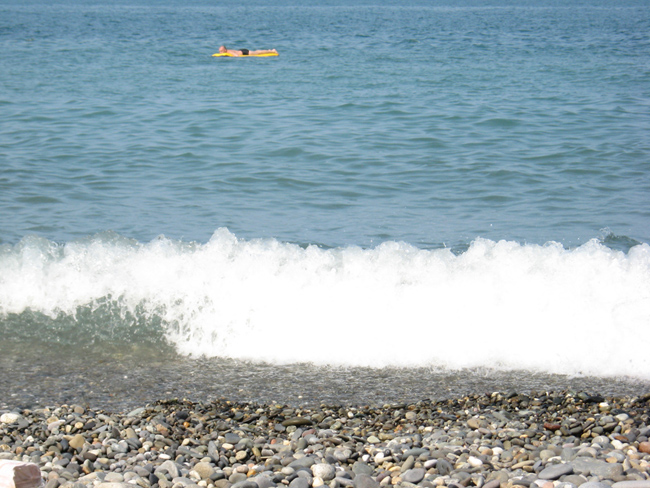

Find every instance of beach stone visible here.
[311,464,335,481]
[352,461,373,476]
[133,466,150,478]
[289,477,310,488]
[467,456,483,467]
[224,433,241,444]
[540,450,557,462]
[282,418,313,427]
[171,477,199,487]
[563,475,587,486]
[104,472,125,482]
[483,480,501,488]
[334,449,352,462]
[126,407,145,417]
[232,482,258,488]
[401,455,415,472]
[354,474,380,488]
[290,457,315,469]
[638,442,650,454]
[68,434,85,451]
[561,448,577,462]
[606,451,626,463]
[336,477,355,488]
[580,483,611,488]
[403,448,428,459]
[538,463,573,480]
[253,475,276,488]
[571,458,622,478]
[208,441,219,458]
[576,447,598,458]
[156,460,180,479]
[0,413,22,424]
[192,462,214,480]
[402,468,425,484]
[0,461,42,488]
[555,483,574,488]
[593,463,623,479]
[179,446,203,459]
[230,473,247,483]
[296,470,314,483]
[611,483,650,488]
[436,458,453,476]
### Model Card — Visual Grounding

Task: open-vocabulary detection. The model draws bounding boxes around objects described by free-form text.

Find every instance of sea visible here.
[1,0,649,411]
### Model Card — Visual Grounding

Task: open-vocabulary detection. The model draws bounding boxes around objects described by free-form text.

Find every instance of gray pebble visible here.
[402,468,426,484]
[538,463,574,480]
[232,482,259,488]
[312,463,336,481]
[483,480,501,488]
[353,474,379,488]
[580,483,613,488]
[612,483,650,488]
[155,460,180,479]
[436,458,453,476]
[336,477,355,488]
[289,477,310,488]
[352,461,373,476]
[400,455,415,472]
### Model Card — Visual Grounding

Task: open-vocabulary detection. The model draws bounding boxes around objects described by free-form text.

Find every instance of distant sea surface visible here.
[1,0,649,411]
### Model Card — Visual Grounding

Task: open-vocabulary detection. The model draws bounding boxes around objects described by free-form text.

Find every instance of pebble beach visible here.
[1,391,649,488]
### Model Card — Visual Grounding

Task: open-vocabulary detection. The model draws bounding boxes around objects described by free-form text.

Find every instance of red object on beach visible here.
[0,461,43,488]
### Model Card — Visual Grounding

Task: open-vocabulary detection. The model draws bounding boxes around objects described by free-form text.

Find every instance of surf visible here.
[1,228,648,379]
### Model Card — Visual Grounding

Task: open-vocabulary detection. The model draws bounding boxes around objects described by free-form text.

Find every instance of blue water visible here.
[1,0,650,408]
[2,0,649,250]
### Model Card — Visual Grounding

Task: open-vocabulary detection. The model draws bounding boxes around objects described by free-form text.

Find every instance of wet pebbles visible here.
[1,391,649,488]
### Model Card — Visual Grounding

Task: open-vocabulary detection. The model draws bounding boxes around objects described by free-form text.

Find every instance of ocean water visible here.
[1,0,649,409]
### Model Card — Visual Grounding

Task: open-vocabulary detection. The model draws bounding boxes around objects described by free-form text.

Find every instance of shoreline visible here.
[1,391,649,488]
[2,346,650,412]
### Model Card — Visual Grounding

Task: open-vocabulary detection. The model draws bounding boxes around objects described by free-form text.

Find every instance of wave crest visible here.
[1,229,648,377]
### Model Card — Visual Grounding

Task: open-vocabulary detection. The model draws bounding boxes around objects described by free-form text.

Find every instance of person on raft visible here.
[219,46,278,56]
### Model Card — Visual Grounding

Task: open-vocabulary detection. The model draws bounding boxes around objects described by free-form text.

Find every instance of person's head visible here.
[219,45,227,53]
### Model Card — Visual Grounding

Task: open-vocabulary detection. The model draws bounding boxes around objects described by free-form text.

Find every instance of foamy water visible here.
[2,229,648,379]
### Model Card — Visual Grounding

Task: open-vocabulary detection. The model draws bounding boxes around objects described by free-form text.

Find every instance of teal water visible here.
[1,0,650,409]
[1,0,649,250]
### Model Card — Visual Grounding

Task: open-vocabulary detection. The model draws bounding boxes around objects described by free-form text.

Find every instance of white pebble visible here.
[468,456,483,467]
[0,413,21,423]
[424,459,437,469]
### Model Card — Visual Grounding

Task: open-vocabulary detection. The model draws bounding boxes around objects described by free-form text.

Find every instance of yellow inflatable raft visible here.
[212,52,278,57]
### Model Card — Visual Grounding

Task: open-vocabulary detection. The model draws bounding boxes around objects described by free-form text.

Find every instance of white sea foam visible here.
[1,229,648,378]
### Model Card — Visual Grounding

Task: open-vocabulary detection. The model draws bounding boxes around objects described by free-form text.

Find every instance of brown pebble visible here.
[639,441,650,454]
